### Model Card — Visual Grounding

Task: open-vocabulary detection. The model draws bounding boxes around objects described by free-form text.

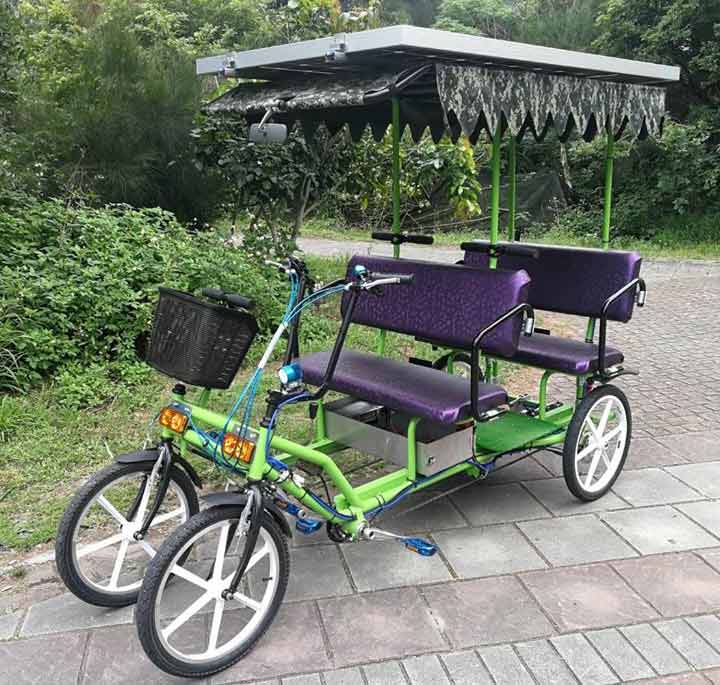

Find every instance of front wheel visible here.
[563,384,631,501]
[55,459,199,607]
[136,506,290,679]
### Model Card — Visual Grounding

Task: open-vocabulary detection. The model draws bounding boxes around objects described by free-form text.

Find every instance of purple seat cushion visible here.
[342,255,530,358]
[508,334,624,375]
[299,350,507,424]
[463,242,642,322]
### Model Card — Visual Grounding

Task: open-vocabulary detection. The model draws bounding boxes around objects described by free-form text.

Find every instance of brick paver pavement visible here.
[1,242,719,684]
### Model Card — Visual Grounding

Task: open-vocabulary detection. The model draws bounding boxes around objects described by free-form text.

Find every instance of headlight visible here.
[278,363,302,386]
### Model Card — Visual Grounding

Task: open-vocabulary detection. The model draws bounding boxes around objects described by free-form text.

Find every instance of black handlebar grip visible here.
[370,272,414,284]
[460,241,490,253]
[202,287,226,301]
[225,293,255,310]
[503,244,541,259]
[405,234,435,245]
[460,241,540,259]
[404,234,434,245]
[371,232,434,246]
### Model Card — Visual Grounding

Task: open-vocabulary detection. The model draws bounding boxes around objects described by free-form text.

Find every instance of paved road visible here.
[2,243,720,684]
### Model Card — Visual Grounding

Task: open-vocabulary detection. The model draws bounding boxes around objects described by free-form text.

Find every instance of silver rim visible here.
[574,394,628,494]
[153,520,279,663]
[71,472,190,594]
[453,361,471,379]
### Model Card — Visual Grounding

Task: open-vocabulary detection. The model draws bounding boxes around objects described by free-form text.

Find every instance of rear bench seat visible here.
[463,242,642,375]
[299,256,531,424]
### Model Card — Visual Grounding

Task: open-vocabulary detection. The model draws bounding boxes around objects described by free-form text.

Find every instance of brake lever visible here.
[265,259,295,275]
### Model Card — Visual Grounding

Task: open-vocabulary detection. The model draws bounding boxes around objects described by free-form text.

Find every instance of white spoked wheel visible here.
[135,506,289,679]
[56,461,199,607]
[563,385,631,501]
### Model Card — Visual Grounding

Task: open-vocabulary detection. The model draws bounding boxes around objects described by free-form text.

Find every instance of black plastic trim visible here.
[115,448,203,488]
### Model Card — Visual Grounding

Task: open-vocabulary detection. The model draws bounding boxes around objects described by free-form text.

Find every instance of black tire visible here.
[563,384,632,502]
[55,460,199,608]
[434,352,475,379]
[136,506,290,679]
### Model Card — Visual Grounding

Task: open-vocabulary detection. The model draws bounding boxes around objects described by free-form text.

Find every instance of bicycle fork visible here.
[222,483,264,600]
[131,440,174,541]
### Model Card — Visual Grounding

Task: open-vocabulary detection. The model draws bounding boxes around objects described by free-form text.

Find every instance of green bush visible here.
[566,117,720,240]
[0,195,289,391]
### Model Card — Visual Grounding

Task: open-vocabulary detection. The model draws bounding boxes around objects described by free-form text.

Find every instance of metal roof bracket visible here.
[325,34,348,63]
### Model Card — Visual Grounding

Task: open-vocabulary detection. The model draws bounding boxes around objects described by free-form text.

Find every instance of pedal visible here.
[403,537,438,557]
[361,526,437,557]
[273,496,305,519]
[295,518,324,535]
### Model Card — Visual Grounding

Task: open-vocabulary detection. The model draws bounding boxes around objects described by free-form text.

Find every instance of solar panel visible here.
[196,25,680,86]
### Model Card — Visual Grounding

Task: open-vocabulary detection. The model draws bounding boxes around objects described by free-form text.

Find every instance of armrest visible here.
[597,277,646,378]
[471,303,535,421]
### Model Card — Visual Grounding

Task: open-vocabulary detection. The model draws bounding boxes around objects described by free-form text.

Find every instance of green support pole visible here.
[602,129,615,250]
[489,124,502,268]
[375,96,402,357]
[391,96,401,259]
[585,318,596,343]
[407,417,419,482]
[507,136,517,242]
[314,398,326,442]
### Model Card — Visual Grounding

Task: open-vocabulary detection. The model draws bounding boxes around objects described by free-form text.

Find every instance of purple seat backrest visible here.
[342,255,531,358]
[463,242,642,322]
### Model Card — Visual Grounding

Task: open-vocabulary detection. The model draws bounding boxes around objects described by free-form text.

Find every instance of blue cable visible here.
[209,275,347,473]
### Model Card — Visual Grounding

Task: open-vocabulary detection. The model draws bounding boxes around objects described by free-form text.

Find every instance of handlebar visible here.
[372,232,434,246]
[202,287,255,311]
[367,272,414,287]
[461,241,540,260]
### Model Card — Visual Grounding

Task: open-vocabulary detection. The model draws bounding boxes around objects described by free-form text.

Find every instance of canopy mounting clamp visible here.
[325,34,348,63]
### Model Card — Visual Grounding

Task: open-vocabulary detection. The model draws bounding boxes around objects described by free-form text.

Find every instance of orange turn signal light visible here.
[222,433,256,463]
[158,406,189,434]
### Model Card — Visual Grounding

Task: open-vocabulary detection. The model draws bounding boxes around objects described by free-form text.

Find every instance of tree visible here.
[194,114,353,255]
[515,0,603,51]
[595,0,720,111]
[434,0,517,38]
[13,0,275,219]
[379,0,440,26]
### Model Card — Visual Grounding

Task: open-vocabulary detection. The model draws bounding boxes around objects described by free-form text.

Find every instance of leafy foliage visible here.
[332,131,485,229]
[0,194,289,391]
[595,0,720,109]
[434,0,517,38]
[194,114,353,256]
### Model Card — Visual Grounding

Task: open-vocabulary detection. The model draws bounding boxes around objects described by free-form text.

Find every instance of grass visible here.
[0,254,511,554]
[301,214,720,260]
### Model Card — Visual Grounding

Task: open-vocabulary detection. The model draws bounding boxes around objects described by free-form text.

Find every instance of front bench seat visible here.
[513,334,623,375]
[300,350,507,424]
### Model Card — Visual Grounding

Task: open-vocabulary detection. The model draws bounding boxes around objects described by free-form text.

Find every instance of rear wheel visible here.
[434,352,474,380]
[563,385,631,501]
[136,506,289,679]
[56,460,199,607]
